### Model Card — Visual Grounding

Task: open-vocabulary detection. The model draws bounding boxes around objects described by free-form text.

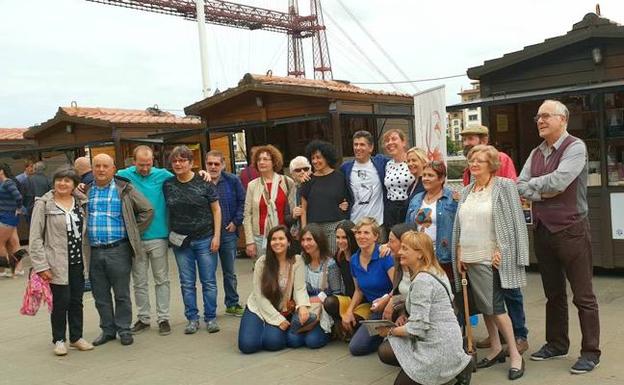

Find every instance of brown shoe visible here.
[505,338,529,356]
[516,338,529,355]
[476,336,491,349]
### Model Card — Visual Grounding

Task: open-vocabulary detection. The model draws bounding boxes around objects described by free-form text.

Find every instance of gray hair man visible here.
[518,99,600,374]
[205,150,246,316]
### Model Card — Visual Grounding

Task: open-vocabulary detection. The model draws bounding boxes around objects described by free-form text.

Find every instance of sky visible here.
[1,0,624,127]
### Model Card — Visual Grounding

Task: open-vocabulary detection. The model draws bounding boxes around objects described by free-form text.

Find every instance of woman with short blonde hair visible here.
[405,147,428,202]
[343,217,395,356]
[466,145,501,174]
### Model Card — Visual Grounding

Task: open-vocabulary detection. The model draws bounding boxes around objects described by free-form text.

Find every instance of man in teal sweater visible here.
[117,146,174,336]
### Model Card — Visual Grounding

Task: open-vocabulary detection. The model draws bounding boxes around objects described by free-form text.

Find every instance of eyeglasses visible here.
[171,158,190,164]
[206,162,221,167]
[533,113,563,122]
[293,167,310,173]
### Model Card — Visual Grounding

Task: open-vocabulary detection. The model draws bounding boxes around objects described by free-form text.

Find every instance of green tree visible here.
[446,136,461,156]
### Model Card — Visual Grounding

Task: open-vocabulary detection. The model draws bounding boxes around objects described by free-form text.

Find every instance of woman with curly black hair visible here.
[300,140,349,256]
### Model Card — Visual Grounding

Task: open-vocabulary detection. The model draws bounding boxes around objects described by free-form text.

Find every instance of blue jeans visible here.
[504,288,528,340]
[238,307,287,354]
[219,232,239,307]
[349,312,384,356]
[286,323,330,349]
[172,236,218,322]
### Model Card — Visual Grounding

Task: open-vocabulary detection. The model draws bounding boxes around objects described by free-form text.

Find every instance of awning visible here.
[447,79,624,111]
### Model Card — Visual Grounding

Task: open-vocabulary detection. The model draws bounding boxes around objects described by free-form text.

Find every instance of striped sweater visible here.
[451,177,529,291]
[0,179,23,212]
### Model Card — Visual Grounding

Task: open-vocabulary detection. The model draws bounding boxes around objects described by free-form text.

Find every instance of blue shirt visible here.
[213,172,245,232]
[87,179,127,245]
[117,166,172,240]
[350,244,394,302]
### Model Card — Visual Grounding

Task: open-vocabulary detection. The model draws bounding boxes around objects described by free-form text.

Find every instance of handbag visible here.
[279,261,296,318]
[296,261,328,333]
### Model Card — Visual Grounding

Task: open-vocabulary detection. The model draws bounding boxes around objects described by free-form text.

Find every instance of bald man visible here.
[86,154,153,347]
[74,156,94,185]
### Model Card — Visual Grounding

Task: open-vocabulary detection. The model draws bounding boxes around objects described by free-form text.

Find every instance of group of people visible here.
[10,98,600,385]
[27,145,246,357]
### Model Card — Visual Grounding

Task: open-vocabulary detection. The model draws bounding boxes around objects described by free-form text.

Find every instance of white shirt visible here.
[458,185,496,264]
[384,160,414,201]
[350,160,384,224]
[415,199,437,244]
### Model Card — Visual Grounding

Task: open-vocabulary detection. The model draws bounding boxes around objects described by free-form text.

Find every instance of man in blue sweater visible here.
[340,130,389,227]
[206,150,246,316]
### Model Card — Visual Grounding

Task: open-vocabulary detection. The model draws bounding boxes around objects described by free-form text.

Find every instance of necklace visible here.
[473,175,493,192]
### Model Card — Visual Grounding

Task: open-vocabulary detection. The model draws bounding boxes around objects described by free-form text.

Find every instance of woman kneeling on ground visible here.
[323,220,371,341]
[377,231,473,385]
[238,225,311,353]
[381,223,417,324]
[29,167,94,356]
[340,217,394,356]
[289,224,344,348]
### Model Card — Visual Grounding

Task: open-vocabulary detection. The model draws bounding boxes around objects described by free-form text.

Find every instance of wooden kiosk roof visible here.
[185,73,413,116]
[468,13,624,79]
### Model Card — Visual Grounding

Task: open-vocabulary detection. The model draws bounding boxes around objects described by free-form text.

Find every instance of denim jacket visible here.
[405,187,457,264]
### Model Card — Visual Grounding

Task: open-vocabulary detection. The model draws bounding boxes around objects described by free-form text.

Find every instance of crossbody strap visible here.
[281,260,295,311]
[319,260,329,291]
[416,270,453,305]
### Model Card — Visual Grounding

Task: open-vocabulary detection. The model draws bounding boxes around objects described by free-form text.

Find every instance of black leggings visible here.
[378,341,421,385]
[379,340,461,385]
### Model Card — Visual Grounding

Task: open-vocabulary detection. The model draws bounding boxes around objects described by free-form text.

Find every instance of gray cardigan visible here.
[451,177,529,291]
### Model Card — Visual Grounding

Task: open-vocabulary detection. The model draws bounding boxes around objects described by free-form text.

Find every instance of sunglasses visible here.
[293,167,310,173]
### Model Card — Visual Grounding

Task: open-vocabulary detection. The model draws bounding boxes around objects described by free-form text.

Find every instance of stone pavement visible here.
[1,255,623,385]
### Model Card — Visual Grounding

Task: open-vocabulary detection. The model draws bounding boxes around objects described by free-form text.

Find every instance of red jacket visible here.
[463,151,517,186]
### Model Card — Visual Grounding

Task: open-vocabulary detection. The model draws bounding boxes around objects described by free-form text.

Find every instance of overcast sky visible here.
[1,0,623,127]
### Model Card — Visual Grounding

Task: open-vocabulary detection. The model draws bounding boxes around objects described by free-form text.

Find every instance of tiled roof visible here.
[0,128,27,141]
[240,73,412,97]
[25,106,202,139]
[185,73,412,115]
[59,106,201,125]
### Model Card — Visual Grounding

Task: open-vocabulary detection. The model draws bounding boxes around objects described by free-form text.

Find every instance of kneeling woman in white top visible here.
[238,225,311,354]
[377,231,473,385]
[288,224,344,349]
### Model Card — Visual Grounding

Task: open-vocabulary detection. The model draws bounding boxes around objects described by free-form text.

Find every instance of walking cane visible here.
[461,271,478,368]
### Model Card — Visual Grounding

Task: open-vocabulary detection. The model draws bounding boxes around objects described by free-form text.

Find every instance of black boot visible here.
[456,359,475,385]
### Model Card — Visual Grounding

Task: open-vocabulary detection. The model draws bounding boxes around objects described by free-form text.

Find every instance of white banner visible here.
[413,85,447,163]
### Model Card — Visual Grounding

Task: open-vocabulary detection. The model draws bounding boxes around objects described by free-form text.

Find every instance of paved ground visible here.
[1,254,623,385]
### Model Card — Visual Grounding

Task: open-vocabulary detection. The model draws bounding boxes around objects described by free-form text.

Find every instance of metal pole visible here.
[195,0,211,97]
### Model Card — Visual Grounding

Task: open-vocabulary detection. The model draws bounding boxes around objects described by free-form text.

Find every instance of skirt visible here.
[466,263,505,316]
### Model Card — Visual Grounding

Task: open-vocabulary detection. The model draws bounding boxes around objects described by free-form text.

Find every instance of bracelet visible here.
[388,327,394,337]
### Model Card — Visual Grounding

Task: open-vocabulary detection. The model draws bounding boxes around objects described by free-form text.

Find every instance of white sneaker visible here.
[54,341,68,356]
[69,338,94,351]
